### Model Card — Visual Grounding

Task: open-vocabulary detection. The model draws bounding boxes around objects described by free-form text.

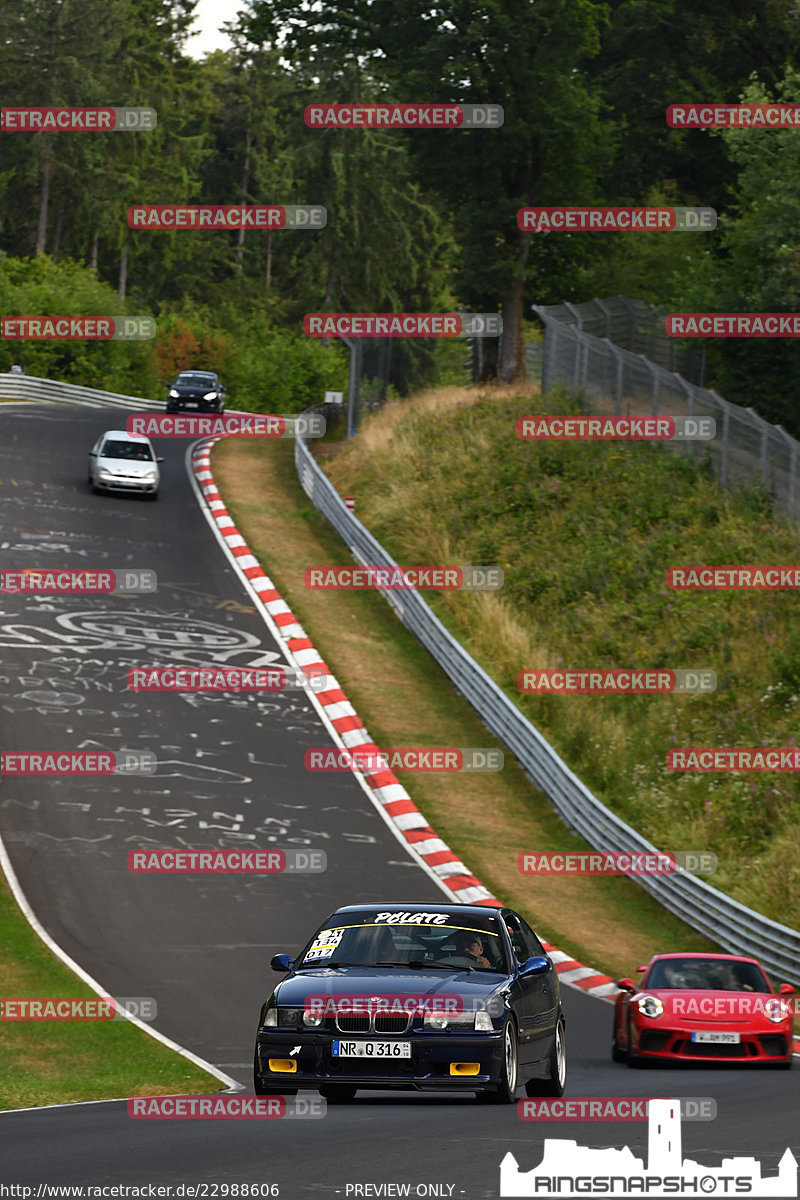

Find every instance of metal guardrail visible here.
[0,372,164,409]
[295,404,800,981]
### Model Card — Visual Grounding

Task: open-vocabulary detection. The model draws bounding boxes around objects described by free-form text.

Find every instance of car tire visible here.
[611,1011,627,1063]
[319,1084,357,1104]
[479,1018,519,1104]
[526,1017,566,1097]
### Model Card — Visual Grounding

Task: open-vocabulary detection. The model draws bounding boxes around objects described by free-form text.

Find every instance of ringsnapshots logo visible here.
[125,413,325,439]
[500,1097,798,1198]
[667,313,800,337]
[305,747,503,773]
[518,1097,717,1122]
[517,415,715,441]
[128,205,325,229]
[304,313,501,338]
[0,996,157,1022]
[304,103,503,129]
[668,566,800,590]
[1,569,156,594]
[1,107,156,131]
[1,317,155,340]
[127,849,326,874]
[517,851,717,876]
[127,665,328,692]
[667,748,800,773]
[518,669,716,694]
[128,1096,325,1120]
[305,566,503,590]
[667,103,800,128]
[518,207,716,232]
[0,751,156,775]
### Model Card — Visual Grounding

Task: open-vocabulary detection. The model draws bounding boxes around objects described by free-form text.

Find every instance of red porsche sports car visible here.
[612,952,795,1067]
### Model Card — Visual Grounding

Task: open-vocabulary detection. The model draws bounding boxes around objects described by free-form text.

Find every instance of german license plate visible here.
[332,1040,411,1058]
[690,1031,740,1043]
[185,402,198,407]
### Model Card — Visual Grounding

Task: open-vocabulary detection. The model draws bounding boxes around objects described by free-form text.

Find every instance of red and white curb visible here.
[191,438,622,1001]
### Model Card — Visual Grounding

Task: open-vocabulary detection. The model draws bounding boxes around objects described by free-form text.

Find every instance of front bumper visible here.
[631,1021,792,1063]
[167,396,221,412]
[95,475,158,493]
[255,1030,504,1091]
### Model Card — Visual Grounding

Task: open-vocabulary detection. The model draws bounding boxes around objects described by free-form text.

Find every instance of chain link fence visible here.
[531,297,800,525]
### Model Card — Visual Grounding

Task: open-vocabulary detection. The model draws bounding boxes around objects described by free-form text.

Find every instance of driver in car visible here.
[453,929,491,968]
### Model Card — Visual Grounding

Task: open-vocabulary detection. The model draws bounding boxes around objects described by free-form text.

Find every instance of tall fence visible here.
[296,405,800,981]
[532,297,800,525]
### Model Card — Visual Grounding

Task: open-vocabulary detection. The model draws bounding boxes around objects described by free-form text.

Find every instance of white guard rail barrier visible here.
[295,404,800,981]
[0,372,164,409]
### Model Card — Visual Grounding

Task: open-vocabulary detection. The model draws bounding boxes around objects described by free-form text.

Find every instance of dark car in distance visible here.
[166,370,226,413]
[254,902,566,1104]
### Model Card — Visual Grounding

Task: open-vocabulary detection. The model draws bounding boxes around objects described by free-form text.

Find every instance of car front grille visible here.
[758,1034,789,1057]
[639,1031,672,1053]
[335,1015,411,1035]
[678,1039,750,1058]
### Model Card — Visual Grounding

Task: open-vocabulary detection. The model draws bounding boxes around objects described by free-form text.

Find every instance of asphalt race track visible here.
[1,404,797,1197]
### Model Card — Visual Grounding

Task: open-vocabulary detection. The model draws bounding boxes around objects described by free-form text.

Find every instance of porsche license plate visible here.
[332,1040,411,1058]
[690,1031,741,1043]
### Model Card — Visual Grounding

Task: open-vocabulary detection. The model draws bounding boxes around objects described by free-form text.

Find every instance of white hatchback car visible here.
[88,430,163,499]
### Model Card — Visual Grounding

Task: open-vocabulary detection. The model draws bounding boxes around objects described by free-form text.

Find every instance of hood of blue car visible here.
[275,966,505,1008]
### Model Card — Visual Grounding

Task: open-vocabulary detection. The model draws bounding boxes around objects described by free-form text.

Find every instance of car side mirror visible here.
[779,983,795,996]
[636,965,647,973]
[156,456,164,462]
[518,955,550,978]
[270,953,294,972]
[616,977,636,992]
[88,451,97,456]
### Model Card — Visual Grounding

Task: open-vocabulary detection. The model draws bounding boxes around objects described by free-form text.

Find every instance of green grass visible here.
[0,868,222,1110]
[323,384,800,933]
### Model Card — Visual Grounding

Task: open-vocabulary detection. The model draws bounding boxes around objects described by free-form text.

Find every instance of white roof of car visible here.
[101,430,150,442]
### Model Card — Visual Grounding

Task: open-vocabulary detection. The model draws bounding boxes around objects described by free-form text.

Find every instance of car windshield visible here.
[100,440,153,461]
[296,909,507,972]
[175,373,215,386]
[646,957,771,992]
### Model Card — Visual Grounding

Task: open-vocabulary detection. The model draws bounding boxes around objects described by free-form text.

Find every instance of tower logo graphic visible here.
[500,1098,797,1196]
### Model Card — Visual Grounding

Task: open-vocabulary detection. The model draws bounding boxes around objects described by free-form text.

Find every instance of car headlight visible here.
[765,998,791,1024]
[264,1006,278,1027]
[303,1012,323,1027]
[203,391,218,400]
[637,995,664,1018]
[142,470,157,480]
[424,1012,488,1031]
[169,389,179,398]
